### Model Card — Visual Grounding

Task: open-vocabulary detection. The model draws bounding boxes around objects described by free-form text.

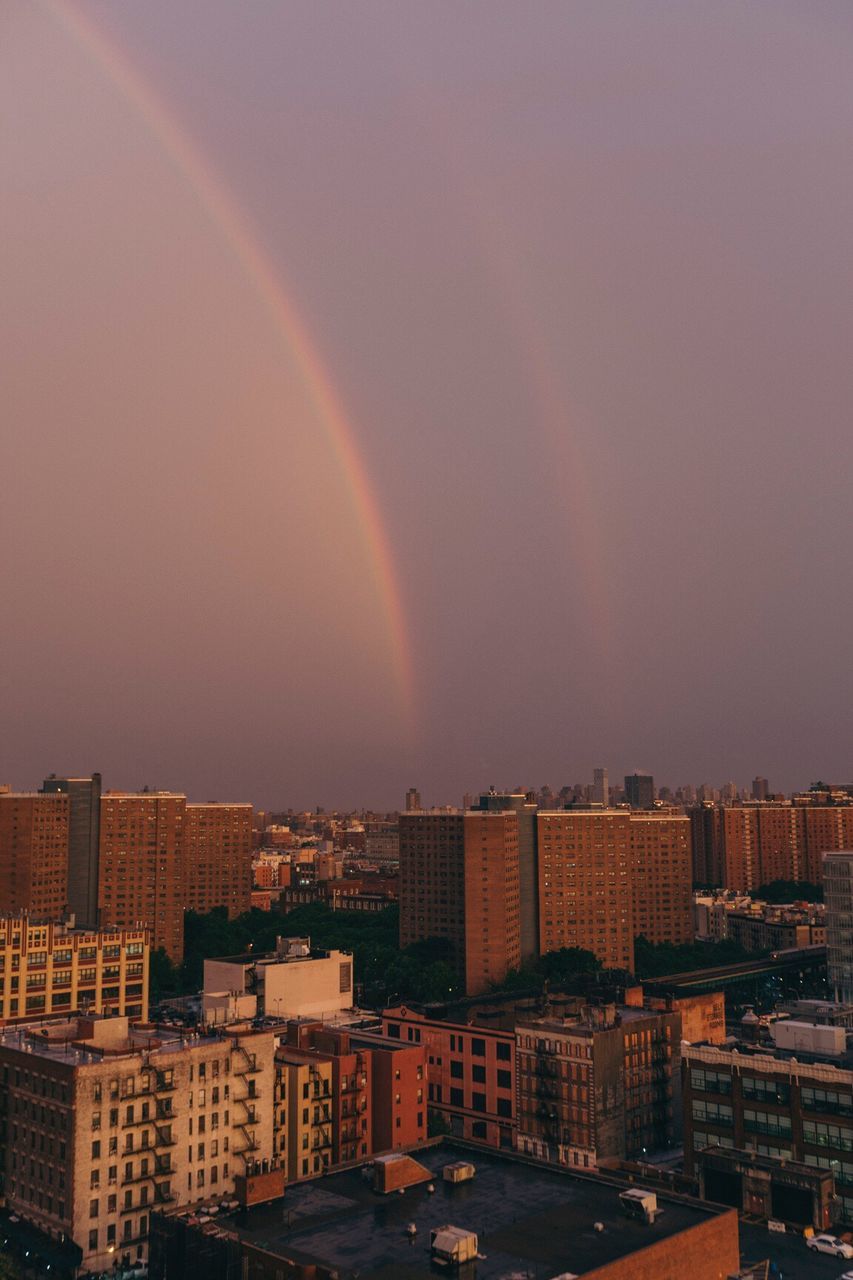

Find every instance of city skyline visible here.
[4,3,853,808]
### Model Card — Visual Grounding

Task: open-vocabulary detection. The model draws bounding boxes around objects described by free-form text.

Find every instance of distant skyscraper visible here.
[592,767,609,807]
[41,772,101,927]
[824,850,853,1002]
[752,776,769,802]
[624,772,655,809]
[405,787,422,812]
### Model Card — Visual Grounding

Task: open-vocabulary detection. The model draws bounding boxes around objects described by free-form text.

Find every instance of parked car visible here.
[807,1233,853,1259]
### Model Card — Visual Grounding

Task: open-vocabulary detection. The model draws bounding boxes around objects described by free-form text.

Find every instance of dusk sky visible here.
[3,1,853,809]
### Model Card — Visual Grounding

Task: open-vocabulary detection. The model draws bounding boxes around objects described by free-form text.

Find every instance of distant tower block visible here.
[625,772,655,810]
[593,768,609,807]
[405,787,422,812]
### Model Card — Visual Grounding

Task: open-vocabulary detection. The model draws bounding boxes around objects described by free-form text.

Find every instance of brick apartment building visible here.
[0,1014,277,1275]
[0,784,255,964]
[184,803,253,921]
[536,810,634,970]
[399,810,521,994]
[0,792,70,920]
[98,792,187,962]
[515,997,681,1168]
[629,812,692,946]
[275,1021,427,1183]
[690,800,853,890]
[382,1004,515,1149]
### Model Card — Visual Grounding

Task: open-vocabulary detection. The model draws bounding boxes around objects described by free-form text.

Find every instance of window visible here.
[497,1070,512,1090]
[472,1092,487,1113]
[450,1088,464,1107]
[450,1061,464,1079]
[497,1098,512,1118]
[472,1065,486,1084]
[88,1230,98,1251]
[691,1100,733,1127]
[742,1077,790,1106]
[471,1038,486,1057]
[496,1042,511,1062]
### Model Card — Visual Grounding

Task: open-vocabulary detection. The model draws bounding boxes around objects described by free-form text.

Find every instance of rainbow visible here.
[43,0,417,734]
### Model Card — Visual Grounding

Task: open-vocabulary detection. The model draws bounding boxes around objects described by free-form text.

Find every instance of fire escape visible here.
[232,1043,261,1165]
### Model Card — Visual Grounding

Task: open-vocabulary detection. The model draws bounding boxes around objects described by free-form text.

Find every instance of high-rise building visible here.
[0,915,150,1021]
[629,812,692,945]
[98,792,186,962]
[0,791,69,919]
[592,767,609,807]
[399,810,520,994]
[824,850,853,1002]
[536,810,633,970]
[690,801,853,891]
[802,806,853,884]
[624,772,655,809]
[404,787,422,812]
[184,802,253,919]
[41,773,102,928]
[752,776,769,802]
[472,790,539,965]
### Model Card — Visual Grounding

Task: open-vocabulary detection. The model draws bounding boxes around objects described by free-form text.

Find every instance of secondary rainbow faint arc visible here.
[45,0,417,734]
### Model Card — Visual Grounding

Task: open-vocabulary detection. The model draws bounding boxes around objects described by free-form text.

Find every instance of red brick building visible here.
[382,1004,515,1149]
[184,802,253,919]
[399,811,520,995]
[629,812,692,945]
[0,792,69,919]
[537,810,634,970]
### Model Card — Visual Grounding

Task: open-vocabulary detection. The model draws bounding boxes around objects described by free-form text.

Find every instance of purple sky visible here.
[3,1,853,809]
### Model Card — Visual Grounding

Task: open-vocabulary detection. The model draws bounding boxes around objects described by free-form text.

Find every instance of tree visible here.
[752,880,823,904]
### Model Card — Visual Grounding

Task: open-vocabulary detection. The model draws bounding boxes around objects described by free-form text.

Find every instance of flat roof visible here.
[209,1143,730,1278]
[0,1019,267,1066]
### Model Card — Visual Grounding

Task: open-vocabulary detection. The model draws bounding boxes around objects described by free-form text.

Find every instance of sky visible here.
[3,1,853,809]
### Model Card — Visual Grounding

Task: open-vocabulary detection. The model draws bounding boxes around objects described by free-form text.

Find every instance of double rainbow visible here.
[45,0,416,735]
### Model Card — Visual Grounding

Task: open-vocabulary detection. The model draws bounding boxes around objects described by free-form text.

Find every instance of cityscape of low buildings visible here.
[4,767,853,1277]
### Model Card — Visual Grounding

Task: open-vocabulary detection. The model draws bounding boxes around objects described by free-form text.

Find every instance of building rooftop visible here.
[198,1143,732,1278]
[0,1015,266,1066]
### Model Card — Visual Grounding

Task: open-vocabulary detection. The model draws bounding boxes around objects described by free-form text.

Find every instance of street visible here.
[740,1221,853,1279]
